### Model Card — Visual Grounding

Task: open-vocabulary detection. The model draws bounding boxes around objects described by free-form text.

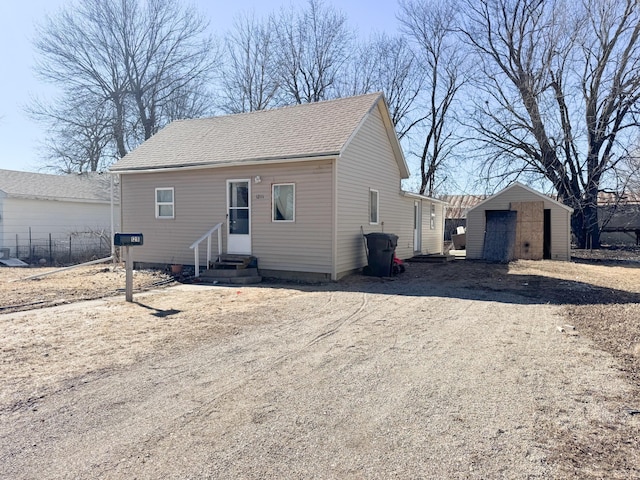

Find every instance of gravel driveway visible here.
[1,275,635,479]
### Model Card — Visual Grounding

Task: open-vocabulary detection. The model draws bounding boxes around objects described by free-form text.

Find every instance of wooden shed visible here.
[466,182,573,262]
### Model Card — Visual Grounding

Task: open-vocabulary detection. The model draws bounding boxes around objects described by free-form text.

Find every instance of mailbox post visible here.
[114,233,143,302]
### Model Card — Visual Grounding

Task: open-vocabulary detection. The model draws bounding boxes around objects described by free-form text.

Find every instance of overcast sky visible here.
[0,0,399,172]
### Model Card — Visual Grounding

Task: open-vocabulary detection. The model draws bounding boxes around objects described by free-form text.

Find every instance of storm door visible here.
[227,180,251,254]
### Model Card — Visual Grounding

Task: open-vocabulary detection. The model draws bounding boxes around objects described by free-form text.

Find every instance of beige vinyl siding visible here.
[336,105,414,276]
[466,184,571,261]
[466,206,485,260]
[252,161,333,273]
[421,201,445,254]
[120,160,333,272]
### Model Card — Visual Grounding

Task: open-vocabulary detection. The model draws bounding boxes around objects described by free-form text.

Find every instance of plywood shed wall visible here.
[511,201,544,260]
[466,183,573,262]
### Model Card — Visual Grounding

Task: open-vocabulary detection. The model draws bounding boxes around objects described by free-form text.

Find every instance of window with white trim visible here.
[370,189,379,224]
[430,203,436,229]
[155,187,174,219]
[272,183,295,222]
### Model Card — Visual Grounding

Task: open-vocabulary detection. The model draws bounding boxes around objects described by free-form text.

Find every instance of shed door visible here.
[544,209,551,259]
[483,210,517,262]
[227,180,251,254]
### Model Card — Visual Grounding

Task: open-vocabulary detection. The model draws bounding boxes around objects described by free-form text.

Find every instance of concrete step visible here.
[200,265,262,285]
[201,267,259,278]
[211,254,257,269]
[198,274,262,285]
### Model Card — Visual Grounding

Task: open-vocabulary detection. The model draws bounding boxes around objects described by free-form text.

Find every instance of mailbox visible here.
[114,233,144,246]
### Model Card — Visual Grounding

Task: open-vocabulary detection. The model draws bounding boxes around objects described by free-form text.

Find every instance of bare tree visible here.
[220,12,280,113]
[340,33,424,140]
[32,0,219,169]
[29,95,114,173]
[399,0,468,197]
[461,0,640,248]
[271,0,353,104]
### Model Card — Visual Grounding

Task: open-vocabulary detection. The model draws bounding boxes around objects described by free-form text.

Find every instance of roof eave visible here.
[402,191,448,204]
[5,194,113,204]
[110,153,339,174]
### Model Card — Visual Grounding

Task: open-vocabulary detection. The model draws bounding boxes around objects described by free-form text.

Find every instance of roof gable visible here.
[468,182,574,214]
[110,93,409,176]
[0,169,115,203]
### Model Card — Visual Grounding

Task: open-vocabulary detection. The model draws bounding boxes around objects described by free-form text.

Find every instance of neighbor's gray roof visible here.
[0,169,116,203]
[111,93,401,173]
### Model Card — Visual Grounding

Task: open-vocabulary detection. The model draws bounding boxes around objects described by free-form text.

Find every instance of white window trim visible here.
[369,189,379,225]
[155,187,175,219]
[272,183,295,222]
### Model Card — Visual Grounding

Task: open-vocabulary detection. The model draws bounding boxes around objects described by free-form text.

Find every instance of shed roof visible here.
[468,182,574,214]
[0,169,116,203]
[110,93,409,177]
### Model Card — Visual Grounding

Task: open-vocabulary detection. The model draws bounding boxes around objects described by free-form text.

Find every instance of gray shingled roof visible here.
[110,93,387,172]
[0,169,116,203]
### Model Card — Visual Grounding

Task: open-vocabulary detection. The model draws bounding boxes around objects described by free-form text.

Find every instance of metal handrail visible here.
[189,222,223,277]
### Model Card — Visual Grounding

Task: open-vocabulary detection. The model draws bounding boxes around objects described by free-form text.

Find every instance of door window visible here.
[229,181,249,234]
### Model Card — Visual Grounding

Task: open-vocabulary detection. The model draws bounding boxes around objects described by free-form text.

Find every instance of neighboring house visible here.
[110,93,446,281]
[0,169,119,260]
[440,194,486,241]
[598,192,640,245]
[466,182,572,262]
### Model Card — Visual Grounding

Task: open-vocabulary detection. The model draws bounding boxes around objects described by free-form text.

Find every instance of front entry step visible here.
[201,255,261,284]
[200,268,262,285]
[210,254,258,270]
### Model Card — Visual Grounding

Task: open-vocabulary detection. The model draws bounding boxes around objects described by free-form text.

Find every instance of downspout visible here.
[110,174,115,263]
[441,203,446,254]
[331,157,338,281]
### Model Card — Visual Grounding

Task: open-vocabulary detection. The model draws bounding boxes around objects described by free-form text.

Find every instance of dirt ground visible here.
[1,251,639,479]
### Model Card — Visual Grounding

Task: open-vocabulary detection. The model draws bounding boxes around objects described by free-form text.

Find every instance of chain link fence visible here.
[7,230,112,266]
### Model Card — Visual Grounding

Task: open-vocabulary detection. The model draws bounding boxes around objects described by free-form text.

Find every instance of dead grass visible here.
[1,250,640,478]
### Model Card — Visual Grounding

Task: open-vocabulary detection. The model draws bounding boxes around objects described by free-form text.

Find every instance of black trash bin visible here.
[364,232,398,277]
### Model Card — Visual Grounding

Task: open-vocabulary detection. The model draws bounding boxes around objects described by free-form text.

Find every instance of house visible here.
[0,169,119,262]
[109,93,446,281]
[466,182,572,262]
[598,192,640,245]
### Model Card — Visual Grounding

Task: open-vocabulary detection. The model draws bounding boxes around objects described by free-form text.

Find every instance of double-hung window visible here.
[273,183,295,222]
[155,187,174,219]
[369,189,379,224]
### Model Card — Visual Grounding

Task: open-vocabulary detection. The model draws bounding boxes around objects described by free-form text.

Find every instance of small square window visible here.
[155,187,174,219]
[273,184,295,222]
[370,189,379,224]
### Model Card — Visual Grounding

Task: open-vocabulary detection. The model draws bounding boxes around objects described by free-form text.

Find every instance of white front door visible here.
[227,180,251,254]
[414,201,422,252]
